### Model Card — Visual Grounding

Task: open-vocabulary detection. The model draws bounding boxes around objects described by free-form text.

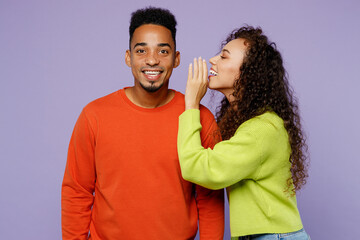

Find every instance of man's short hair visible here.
[129,7,177,49]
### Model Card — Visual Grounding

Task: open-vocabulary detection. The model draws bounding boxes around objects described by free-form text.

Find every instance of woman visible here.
[178,26,310,239]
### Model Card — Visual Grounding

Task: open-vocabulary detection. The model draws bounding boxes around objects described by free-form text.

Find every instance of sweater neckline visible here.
[118,87,180,112]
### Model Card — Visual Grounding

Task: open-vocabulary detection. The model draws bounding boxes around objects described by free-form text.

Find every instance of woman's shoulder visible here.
[235,111,285,137]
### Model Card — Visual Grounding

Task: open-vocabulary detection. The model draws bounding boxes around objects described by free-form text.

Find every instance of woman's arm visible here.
[178,109,262,190]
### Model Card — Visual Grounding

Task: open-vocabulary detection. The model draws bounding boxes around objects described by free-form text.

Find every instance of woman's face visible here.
[208,38,248,97]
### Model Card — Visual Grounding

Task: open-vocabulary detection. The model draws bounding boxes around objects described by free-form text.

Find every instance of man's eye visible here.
[136,49,145,53]
[160,49,168,54]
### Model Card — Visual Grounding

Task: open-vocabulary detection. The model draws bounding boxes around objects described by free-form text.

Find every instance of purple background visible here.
[1,1,359,239]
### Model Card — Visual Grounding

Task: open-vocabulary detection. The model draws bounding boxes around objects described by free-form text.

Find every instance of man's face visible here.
[125,24,180,92]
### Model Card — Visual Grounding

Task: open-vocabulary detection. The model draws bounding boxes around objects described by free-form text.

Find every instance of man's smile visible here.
[141,68,164,81]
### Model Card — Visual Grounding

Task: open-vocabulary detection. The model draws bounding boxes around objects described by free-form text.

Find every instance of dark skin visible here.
[125,24,180,108]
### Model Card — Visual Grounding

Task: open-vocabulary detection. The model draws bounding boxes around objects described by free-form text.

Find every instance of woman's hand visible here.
[185,57,208,110]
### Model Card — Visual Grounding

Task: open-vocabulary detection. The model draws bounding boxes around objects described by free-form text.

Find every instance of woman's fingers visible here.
[198,57,203,81]
[193,58,198,80]
[188,57,208,85]
[191,57,208,83]
[188,63,193,82]
[185,57,209,110]
[202,59,208,85]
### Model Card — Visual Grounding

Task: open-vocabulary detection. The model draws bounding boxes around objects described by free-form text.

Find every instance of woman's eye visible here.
[220,55,225,59]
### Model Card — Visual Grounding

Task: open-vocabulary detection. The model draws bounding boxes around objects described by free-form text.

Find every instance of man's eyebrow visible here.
[133,42,172,50]
[158,43,172,49]
[133,42,147,49]
[222,49,230,54]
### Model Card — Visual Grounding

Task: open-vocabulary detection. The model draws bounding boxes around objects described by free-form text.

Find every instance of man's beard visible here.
[140,81,164,93]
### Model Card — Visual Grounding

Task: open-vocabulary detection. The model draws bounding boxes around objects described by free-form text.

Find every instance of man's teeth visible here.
[209,70,218,76]
[144,71,161,75]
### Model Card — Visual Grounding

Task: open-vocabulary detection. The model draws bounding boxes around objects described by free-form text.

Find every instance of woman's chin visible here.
[208,85,222,93]
[208,82,217,91]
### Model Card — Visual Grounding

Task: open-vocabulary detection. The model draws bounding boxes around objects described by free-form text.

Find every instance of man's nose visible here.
[145,52,160,66]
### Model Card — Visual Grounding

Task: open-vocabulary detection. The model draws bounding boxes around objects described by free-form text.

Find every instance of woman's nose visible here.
[209,55,218,65]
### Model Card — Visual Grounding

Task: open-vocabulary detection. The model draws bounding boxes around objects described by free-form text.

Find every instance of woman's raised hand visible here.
[185,57,208,110]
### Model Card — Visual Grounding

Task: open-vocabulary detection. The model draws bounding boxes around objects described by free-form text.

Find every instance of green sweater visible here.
[178,109,303,237]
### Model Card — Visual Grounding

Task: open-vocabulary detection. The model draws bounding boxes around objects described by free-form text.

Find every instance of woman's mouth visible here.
[209,69,218,77]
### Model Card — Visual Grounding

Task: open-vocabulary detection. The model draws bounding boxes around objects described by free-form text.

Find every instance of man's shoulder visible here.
[172,90,214,120]
[199,104,214,119]
[84,89,122,111]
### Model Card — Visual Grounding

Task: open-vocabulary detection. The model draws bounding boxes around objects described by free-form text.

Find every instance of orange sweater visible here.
[62,88,224,240]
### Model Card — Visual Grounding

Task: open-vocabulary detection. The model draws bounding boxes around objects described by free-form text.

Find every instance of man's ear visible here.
[125,50,131,67]
[174,51,180,68]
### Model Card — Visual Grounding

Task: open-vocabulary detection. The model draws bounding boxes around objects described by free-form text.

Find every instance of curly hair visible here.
[215,26,308,193]
[129,7,177,49]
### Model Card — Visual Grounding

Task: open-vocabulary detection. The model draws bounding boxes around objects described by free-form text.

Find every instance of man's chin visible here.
[140,82,164,93]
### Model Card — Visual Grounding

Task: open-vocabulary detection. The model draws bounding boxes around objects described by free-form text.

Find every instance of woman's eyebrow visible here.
[222,49,230,54]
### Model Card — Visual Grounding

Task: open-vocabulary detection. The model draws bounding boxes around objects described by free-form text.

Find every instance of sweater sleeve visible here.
[61,109,96,240]
[195,107,225,240]
[178,109,262,190]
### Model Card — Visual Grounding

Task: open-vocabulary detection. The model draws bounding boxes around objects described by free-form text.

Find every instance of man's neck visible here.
[125,85,175,108]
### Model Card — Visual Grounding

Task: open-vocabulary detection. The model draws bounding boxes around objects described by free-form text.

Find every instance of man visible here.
[62,7,224,240]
